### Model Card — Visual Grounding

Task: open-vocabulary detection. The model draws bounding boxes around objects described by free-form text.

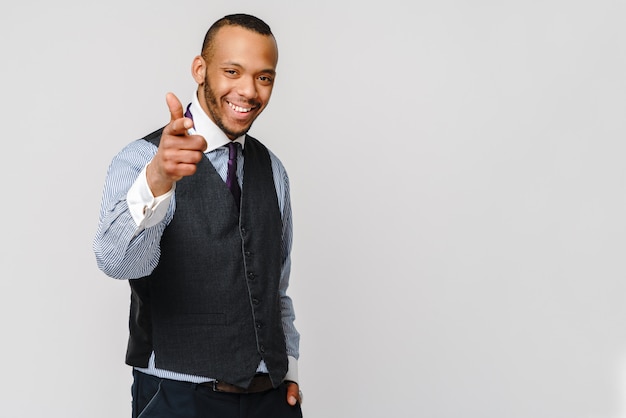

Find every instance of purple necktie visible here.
[226,142,242,210]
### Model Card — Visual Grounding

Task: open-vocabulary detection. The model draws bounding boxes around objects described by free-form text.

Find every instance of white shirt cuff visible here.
[284,356,298,384]
[127,164,175,230]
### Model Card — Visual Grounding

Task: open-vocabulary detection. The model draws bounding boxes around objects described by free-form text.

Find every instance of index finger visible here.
[164,92,193,134]
[165,92,184,122]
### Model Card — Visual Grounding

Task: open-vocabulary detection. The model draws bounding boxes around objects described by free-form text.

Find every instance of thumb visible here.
[286,382,300,406]
[165,92,184,123]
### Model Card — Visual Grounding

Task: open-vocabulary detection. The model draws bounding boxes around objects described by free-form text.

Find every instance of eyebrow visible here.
[221,62,276,76]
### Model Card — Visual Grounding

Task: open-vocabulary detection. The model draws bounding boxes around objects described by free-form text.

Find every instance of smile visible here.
[227,101,254,113]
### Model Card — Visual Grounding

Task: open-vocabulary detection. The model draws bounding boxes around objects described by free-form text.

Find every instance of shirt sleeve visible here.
[271,152,301,383]
[93,139,175,280]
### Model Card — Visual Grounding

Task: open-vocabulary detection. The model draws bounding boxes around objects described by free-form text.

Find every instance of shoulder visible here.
[142,126,166,147]
[267,148,288,180]
[109,131,160,170]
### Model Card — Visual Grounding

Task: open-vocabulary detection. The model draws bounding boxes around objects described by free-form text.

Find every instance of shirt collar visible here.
[188,91,245,153]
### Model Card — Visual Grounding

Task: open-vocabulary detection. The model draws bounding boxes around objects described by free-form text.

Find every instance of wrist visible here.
[146,162,175,197]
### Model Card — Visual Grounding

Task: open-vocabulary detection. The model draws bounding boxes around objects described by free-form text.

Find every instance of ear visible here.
[191,55,206,84]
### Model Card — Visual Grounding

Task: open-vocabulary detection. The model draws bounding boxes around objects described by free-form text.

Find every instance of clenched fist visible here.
[146,92,207,196]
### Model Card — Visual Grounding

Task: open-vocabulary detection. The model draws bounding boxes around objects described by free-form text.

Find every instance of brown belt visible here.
[202,374,275,394]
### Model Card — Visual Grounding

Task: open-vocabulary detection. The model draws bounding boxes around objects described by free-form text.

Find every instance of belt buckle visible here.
[211,380,220,392]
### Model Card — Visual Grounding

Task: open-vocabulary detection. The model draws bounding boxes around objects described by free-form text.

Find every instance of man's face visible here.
[198,26,278,139]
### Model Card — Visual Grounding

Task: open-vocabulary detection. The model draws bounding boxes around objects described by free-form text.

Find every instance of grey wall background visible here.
[2,0,625,417]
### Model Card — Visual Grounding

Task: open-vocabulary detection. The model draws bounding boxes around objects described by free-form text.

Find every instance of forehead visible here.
[210,25,278,70]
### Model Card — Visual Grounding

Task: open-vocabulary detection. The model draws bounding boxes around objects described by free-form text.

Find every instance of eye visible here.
[258,75,274,85]
[224,69,238,77]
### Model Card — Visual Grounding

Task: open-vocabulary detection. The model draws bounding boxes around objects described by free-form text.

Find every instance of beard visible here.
[203,76,258,139]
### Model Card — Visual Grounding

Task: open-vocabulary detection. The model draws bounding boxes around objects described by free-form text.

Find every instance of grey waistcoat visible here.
[125,128,288,389]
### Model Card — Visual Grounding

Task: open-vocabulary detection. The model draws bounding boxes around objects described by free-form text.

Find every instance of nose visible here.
[236,75,258,100]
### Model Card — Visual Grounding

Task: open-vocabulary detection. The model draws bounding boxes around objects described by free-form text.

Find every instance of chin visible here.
[227,122,254,137]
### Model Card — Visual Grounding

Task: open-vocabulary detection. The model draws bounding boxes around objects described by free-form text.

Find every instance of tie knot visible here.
[227,142,238,161]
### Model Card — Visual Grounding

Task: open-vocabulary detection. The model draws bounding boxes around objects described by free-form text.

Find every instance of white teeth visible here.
[228,102,252,113]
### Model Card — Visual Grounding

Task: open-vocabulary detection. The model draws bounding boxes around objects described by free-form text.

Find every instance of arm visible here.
[271,156,302,405]
[93,140,173,279]
[93,93,207,279]
[280,252,302,406]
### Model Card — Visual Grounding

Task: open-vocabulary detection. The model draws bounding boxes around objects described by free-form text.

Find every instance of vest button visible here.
[259,345,266,353]
[256,321,262,329]
[248,272,256,281]
[252,298,260,305]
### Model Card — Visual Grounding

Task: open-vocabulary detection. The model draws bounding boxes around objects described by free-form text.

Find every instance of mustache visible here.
[229,97,261,108]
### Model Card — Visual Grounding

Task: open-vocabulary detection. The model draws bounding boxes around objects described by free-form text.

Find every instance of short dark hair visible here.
[201,14,273,59]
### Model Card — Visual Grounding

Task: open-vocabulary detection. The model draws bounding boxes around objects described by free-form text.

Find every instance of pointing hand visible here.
[146,92,207,196]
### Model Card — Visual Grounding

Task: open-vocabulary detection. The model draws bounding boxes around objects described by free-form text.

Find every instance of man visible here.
[93,14,302,418]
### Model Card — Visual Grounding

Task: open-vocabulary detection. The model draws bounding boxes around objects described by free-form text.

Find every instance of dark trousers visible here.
[132,370,303,418]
